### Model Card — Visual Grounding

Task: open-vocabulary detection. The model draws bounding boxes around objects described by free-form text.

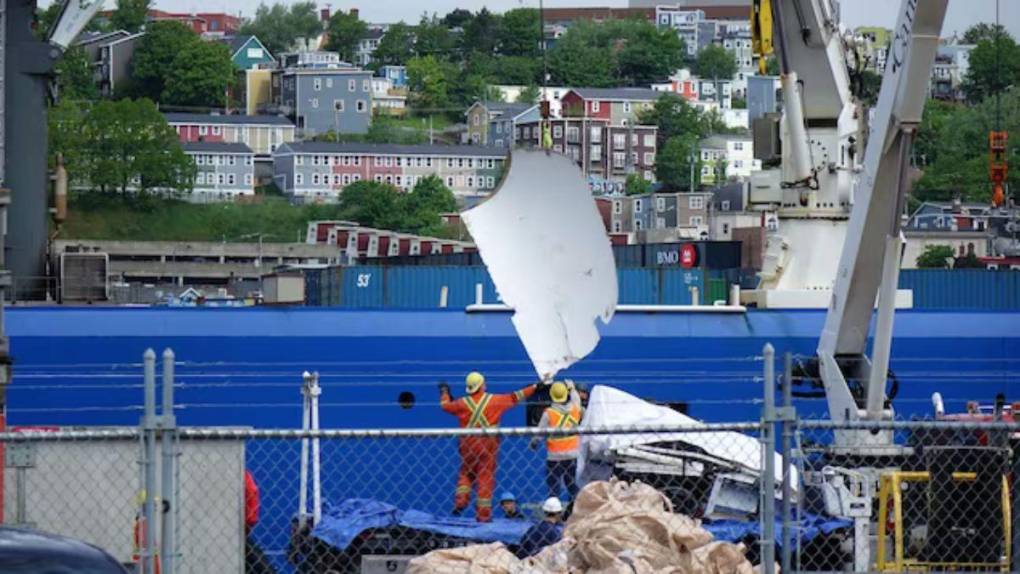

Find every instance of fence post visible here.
[781,352,794,574]
[161,349,176,574]
[142,349,158,574]
[761,344,776,574]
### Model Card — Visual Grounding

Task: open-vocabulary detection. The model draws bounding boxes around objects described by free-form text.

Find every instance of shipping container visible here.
[618,268,657,304]
[385,267,499,308]
[342,266,385,308]
[661,269,705,305]
[612,245,645,268]
[899,269,1020,310]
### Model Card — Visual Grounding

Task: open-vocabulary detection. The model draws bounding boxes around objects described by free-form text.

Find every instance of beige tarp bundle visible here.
[407,479,755,574]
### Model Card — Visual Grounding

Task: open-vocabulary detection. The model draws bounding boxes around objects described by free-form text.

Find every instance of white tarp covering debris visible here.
[578,385,794,488]
[462,150,617,379]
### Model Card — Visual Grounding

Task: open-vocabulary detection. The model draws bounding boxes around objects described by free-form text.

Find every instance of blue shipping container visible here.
[386,267,500,308]
[342,266,385,308]
[900,269,1020,310]
[617,268,657,304]
[661,269,705,305]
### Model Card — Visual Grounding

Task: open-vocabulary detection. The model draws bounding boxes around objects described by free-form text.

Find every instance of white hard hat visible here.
[541,497,563,514]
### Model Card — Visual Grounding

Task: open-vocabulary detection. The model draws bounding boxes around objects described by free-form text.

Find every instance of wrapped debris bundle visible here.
[407,479,755,574]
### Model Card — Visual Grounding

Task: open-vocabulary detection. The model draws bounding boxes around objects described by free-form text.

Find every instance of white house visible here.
[699,134,760,184]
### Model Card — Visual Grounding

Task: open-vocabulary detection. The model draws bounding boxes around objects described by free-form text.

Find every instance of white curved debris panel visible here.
[462,150,618,379]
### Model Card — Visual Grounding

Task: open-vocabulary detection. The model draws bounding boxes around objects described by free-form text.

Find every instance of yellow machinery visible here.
[877,471,1011,572]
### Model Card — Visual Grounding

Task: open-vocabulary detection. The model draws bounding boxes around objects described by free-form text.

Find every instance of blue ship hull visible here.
[8,307,1019,427]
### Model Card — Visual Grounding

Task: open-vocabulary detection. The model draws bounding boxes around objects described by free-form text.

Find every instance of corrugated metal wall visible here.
[899,270,1020,310]
[305,267,1020,310]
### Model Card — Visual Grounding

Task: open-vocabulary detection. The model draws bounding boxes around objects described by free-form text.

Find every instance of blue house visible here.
[378,65,407,88]
[225,35,275,70]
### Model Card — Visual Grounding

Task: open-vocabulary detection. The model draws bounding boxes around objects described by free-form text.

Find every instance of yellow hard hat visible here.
[550,382,569,403]
[466,371,485,393]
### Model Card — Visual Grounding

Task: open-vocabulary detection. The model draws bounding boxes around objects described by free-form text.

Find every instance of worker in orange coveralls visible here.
[440,371,538,522]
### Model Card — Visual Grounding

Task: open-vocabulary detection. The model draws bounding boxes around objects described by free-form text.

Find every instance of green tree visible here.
[338,181,407,229]
[517,84,541,104]
[238,2,322,56]
[638,93,712,145]
[498,8,540,58]
[441,8,473,29]
[548,22,614,87]
[460,8,501,57]
[371,21,415,67]
[696,45,738,103]
[962,34,1020,103]
[856,69,883,106]
[612,19,685,85]
[36,2,64,39]
[324,10,367,63]
[913,88,1020,202]
[52,98,193,194]
[765,55,780,75]
[962,23,1008,45]
[407,55,455,111]
[130,21,199,100]
[625,173,652,196]
[656,135,701,191]
[916,245,955,269]
[403,175,457,234]
[161,40,235,107]
[54,46,100,101]
[111,0,150,33]
[415,15,455,58]
[496,56,540,85]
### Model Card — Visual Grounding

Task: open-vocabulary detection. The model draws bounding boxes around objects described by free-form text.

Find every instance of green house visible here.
[226,35,275,70]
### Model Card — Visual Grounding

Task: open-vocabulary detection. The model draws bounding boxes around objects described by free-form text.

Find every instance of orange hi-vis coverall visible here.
[441,384,536,521]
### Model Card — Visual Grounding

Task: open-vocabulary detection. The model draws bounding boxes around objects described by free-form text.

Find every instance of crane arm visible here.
[47,0,105,51]
[817,0,948,427]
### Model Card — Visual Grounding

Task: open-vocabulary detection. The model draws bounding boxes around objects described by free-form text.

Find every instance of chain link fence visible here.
[5,348,1020,574]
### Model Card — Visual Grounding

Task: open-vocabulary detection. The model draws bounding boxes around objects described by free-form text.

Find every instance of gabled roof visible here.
[567,88,662,102]
[75,30,130,47]
[164,113,294,126]
[225,35,273,60]
[361,28,386,40]
[183,141,254,153]
[467,101,535,119]
[277,142,509,158]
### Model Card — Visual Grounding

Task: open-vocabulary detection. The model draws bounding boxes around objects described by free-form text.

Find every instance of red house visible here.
[560,88,661,126]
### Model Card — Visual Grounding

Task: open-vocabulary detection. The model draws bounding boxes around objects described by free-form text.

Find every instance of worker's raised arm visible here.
[439,383,465,415]
[512,384,538,404]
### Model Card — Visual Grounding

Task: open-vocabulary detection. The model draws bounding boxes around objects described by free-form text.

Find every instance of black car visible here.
[0,527,128,573]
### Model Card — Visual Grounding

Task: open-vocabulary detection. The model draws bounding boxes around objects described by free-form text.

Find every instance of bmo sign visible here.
[653,243,699,268]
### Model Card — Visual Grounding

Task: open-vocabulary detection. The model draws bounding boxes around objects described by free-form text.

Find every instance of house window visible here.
[467,176,474,188]
[591,101,601,113]
[613,200,622,214]
[634,218,643,231]
[613,152,626,168]
[613,134,626,149]
[312,173,320,185]
[591,127,602,142]
[333,174,341,185]
[314,78,322,91]
[635,201,643,213]
[245,156,253,166]
[457,158,464,168]
[612,221,622,233]
[554,144,563,153]
[447,158,454,167]
[496,122,503,134]
[466,158,474,168]
[566,126,579,142]
[217,173,225,184]
[553,125,562,138]
[473,114,481,126]
[446,176,454,186]
[196,172,205,184]
[644,134,655,147]
[689,196,704,209]
[395,175,402,186]
[374,174,383,182]
[326,78,333,88]
[348,79,356,91]
[656,197,665,211]
[296,155,304,166]
[734,142,744,151]
[228,173,236,185]
[623,101,631,113]
[643,152,654,165]
[385,175,393,184]
[487,159,495,169]
[362,79,370,92]
[591,144,602,157]
[656,217,665,229]
[311,98,319,108]
[690,215,704,226]
[721,200,730,210]
[334,100,345,111]
[196,155,205,166]
[722,223,730,235]
[212,125,222,135]
[356,100,367,113]
[228,155,236,166]
[342,174,351,185]
[199,125,208,135]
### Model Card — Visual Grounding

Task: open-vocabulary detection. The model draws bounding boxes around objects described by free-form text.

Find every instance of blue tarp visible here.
[706,513,851,549]
[312,499,533,551]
